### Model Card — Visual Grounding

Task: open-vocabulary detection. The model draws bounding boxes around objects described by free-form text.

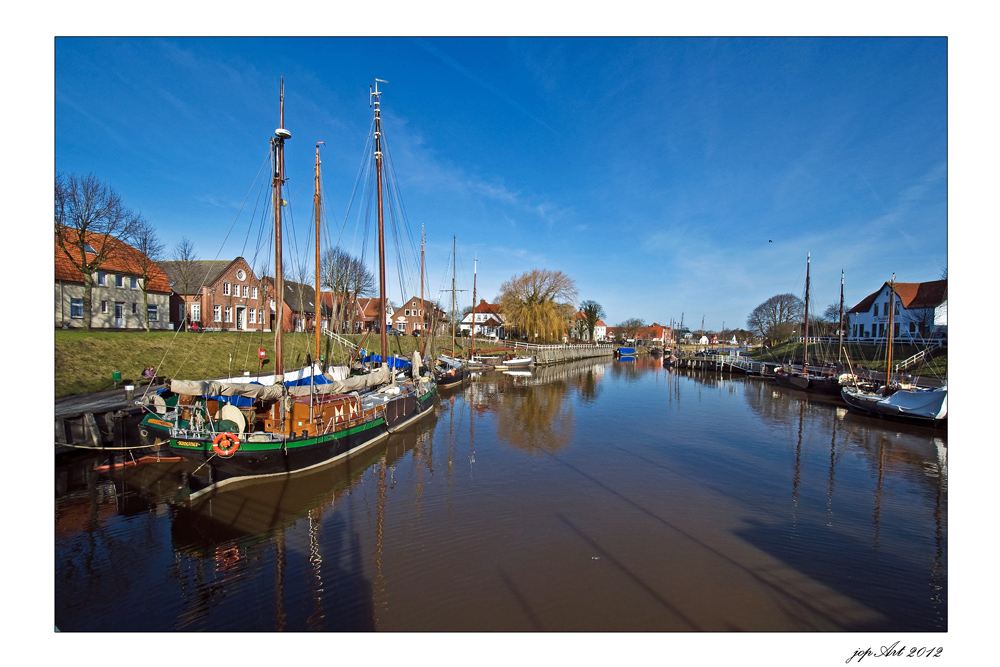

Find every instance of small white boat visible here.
[497,355,535,369]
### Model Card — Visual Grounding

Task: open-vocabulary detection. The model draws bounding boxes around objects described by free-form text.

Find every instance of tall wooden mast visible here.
[272,78,291,377]
[372,80,388,362]
[837,269,844,363]
[803,252,810,369]
[471,255,478,359]
[886,274,895,381]
[451,236,457,354]
[420,225,426,357]
[314,142,323,365]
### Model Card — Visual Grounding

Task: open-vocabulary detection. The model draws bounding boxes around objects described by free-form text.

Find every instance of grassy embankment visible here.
[55,330,507,398]
[740,340,947,377]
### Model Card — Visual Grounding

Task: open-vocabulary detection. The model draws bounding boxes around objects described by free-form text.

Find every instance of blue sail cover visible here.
[361,354,411,370]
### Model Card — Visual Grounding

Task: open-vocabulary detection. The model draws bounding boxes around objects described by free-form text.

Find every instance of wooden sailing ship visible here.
[140,80,436,500]
[774,253,855,396]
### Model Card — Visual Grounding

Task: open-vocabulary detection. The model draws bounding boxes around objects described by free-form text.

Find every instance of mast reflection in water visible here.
[55,356,945,631]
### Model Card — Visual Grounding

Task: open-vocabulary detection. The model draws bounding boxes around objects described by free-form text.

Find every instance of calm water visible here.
[54,356,947,632]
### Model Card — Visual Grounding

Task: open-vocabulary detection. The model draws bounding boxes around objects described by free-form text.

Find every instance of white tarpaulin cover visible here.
[881,384,948,420]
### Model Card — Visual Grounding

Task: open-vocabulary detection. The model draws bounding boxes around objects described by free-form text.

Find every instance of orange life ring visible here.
[212,432,240,457]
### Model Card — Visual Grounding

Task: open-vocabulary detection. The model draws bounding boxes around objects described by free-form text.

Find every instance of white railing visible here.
[513,341,616,351]
[321,328,359,351]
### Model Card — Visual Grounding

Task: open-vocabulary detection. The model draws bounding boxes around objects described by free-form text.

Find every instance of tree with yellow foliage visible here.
[498,269,578,343]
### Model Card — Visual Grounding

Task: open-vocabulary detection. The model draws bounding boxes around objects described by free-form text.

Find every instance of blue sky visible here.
[54,36,948,333]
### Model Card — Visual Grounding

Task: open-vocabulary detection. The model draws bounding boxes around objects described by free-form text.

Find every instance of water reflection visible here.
[55,358,947,631]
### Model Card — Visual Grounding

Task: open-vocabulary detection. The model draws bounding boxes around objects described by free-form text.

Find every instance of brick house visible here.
[317,293,394,333]
[159,258,268,331]
[55,229,172,330]
[391,297,445,335]
[847,279,947,344]
[263,278,340,334]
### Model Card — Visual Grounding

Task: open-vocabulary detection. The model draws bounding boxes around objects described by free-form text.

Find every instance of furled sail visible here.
[171,365,393,399]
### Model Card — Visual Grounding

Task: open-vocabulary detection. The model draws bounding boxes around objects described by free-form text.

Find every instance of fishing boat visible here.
[435,355,468,388]
[840,275,947,427]
[774,255,855,396]
[139,80,436,501]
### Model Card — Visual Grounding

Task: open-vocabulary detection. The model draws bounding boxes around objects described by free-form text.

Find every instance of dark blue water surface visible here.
[55,357,946,632]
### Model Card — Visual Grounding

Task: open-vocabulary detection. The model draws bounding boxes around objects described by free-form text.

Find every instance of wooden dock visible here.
[55,383,165,454]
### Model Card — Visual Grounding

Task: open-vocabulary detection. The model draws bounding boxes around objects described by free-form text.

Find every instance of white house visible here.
[846,279,947,344]
[460,300,505,339]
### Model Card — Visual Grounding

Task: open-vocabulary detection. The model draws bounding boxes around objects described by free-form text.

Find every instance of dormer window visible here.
[84,243,96,254]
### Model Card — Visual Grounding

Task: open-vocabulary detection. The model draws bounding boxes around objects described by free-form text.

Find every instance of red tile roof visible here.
[54,227,171,293]
[848,279,947,314]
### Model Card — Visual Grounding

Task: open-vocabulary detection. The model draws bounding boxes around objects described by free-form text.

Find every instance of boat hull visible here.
[841,385,947,427]
[165,384,436,496]
[774,369,845,396]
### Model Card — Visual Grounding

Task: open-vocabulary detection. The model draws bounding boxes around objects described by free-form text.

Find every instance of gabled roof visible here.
[401,296,442,312]
[848,279,947,314]
[471,299,502,315]
[263,277,321,314]
[55,228,171,293]
[158,260,238,295]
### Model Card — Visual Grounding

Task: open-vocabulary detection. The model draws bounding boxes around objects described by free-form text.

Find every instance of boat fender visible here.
[212,432,240,458]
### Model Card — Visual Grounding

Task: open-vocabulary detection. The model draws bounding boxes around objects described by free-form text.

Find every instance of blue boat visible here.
[615,347,637,358]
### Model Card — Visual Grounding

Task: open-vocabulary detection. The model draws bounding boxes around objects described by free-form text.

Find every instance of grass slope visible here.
[54,330,502,398]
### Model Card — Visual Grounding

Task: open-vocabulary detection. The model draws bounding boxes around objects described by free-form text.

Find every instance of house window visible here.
[115,275,124,288]
[223,282,231,296]
[249,309,256,324]
[399,323,407,331]
[894,302,899,316]
[70,298,83,319]
[97,271,106,286]
[101,301,108,313]
[225,307,232,322]
[405,309,410,316]
[214,305,222,322]
[909,322,916,333]
[893,323,900,338]
[242,285,248,298]
[132,303,137,314]
[258,309,264,323]
[148,304,159,322]
[251,287,258,300]
[130,277,139,289]
[191,304,200,322]
[873,303,879,317]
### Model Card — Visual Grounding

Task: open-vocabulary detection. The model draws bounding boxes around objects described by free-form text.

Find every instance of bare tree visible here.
[498,269,578,343]
[127,218,164,331]
[746,293,804,346]
[55,173,143,329]
[321,247,375,333]
[616,318,645,341]
[579,300,606,343]
[172,237,199,328]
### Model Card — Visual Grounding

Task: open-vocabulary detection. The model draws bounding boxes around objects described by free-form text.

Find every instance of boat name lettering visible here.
[175,440,202,448]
